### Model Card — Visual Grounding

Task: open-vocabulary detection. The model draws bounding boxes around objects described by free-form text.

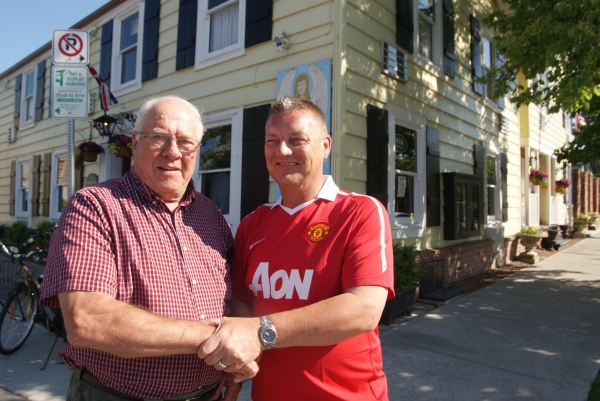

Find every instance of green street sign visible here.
[51,65,88,119]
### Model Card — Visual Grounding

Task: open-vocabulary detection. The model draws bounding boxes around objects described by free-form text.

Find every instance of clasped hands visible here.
[198,317,263,382]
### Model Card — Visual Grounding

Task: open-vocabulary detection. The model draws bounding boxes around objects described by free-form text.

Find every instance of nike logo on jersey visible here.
[249,262,314,300]
[249,237,267,250]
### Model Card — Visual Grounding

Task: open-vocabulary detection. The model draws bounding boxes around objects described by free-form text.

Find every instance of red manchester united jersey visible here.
[232,177,394,401]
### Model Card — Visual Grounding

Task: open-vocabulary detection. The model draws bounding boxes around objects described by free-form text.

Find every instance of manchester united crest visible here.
[306,222,330,244]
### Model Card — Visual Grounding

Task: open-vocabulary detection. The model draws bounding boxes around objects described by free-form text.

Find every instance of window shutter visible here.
[366,104,389,207]
[241,104,270,219]
[496,54,505,108]
[100,20,114,88]
[41,153,52,217]
[245,0,272,48]
[35,60,46,121]
[473,144,484,178]
[442,0,455,78]
[31,155,42,217]
[500,152,508,222]
[470,15,483,95]
[9,161,16,216]
[142,0,161,82]
[14,74,22,130]
[176,0,198,71]
[396,0,414,53]
[426,127,441,226]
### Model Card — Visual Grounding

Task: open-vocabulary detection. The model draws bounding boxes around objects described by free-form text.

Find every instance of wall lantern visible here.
[91,112,137,138]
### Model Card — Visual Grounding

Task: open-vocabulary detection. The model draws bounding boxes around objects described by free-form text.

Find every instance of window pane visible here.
[395,126,416,173]
[395,174,415,217]
[20,163,29,188]
[121,13,139,50]
[57,155,68,185]
[25,72,35,96]
[419,0,434,20]
[200,125,232,170]
[121,48,137,84]
[202,171,230,214]
[487,155,496,183]
[26,98,34,120]
[209,3,238,52]
[471,185,480,230]
[457,183,467,233]
[58,185,67,212]
[21,189,28,212]
[487,186,495,216]
[418,17,433,60]
[483,38,492,68]
[209,0,229,8]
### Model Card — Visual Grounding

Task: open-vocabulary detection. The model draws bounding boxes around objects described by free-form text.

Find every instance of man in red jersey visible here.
[199,97,394,400]
[41,96,256,401]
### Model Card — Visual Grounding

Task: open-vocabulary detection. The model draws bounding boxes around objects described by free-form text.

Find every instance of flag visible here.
[87,64,118,112]
[576,112,587,132]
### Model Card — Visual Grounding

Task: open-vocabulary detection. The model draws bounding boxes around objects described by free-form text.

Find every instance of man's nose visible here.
[276,140,293,155]
[161,138,182,157]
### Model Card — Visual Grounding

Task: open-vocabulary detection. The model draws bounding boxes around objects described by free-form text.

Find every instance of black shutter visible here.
[470,15,483,95]
[473,144,484,178]
[245,0,272,48]
[366,104,389,207]
[176,0,198,71]
[241,104,270,219]
[396,0,414,53]
[41,153,52,217]
[34,60,46,121]
[100,20,114,88]
[31,155,41,217]
[496,54,505,108]
[14,74,22,130]
[9,161,16,216]
[426,127,441,226]
[442,0,455,78]
[500,152,508,222]
[142,0,161,82]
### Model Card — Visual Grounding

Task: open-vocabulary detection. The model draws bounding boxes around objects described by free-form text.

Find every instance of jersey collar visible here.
[275,176,339,215]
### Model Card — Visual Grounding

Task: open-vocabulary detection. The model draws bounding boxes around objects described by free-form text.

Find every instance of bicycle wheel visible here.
[0,285,38,355]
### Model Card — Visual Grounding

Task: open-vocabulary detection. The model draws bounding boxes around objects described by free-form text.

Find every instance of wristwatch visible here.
[258,315,277,350]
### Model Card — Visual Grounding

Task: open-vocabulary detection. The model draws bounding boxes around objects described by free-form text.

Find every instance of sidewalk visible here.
[1,235,599,400]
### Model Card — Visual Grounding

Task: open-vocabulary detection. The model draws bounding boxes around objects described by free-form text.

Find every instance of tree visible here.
[483,0,599,164]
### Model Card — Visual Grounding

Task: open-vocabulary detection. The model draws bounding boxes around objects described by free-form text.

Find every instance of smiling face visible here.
[132,98,200,206]
[265,109,331,207]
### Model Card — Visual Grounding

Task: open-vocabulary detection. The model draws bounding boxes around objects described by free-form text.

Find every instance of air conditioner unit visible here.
[7,126,16,142]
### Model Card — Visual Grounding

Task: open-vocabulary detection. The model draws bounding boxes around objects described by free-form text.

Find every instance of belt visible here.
[80,369,220,401]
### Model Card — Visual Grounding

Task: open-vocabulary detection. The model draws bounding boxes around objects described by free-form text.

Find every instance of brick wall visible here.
[573,168,600,217]
[416,239,494,286]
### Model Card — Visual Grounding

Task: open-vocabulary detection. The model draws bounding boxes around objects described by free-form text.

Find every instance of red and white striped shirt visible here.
[41,168,232,399]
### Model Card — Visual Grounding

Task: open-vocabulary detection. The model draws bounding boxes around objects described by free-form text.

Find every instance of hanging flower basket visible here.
[108,134,133,158]
[555,179,571,195]
[77,141,104,163]
[529,169,548,186]
[115,146,132,158]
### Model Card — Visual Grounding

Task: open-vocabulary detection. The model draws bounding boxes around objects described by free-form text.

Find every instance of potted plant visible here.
[587,212,599,230]
[379,242,423,325]
[555,178,571,195]
[573,214,590,238]
[529,169,548,186]
[108,134,133,158]
[516,226,546,264]
[78,140,104,162]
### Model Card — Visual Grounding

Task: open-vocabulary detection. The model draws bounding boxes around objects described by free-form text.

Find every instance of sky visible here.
[0,0,110,74]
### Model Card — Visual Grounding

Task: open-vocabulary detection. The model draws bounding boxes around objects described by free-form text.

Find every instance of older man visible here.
[41,96,255,401]
[199,97,394,400]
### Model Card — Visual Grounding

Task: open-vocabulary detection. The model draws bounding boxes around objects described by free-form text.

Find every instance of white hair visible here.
[134,95,205,140]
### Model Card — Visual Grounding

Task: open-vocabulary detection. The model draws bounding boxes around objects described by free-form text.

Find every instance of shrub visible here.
[4,221,33,244]
[392,242,423,292]
[33,220,56,249]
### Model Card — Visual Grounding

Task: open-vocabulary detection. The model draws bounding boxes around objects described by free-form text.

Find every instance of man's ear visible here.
[323,135,332,161]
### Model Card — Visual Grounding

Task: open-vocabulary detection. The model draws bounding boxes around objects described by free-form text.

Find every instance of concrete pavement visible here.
[1,235,599,400]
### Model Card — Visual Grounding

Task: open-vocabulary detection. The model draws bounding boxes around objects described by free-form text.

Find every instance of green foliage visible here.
[520,226,541,235]
[3,221,33,244]
[482,0,600,164]
[33,220,55,249]
[589,372,600,401]
[392,242,423,292]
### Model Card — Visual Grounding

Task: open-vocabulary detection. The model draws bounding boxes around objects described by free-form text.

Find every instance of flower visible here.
[77,141,104,154]
[107,134,133,155]
[529,169,548,180]
[520,226,541,235]
[576,213,590,221]
[556,178,572,186]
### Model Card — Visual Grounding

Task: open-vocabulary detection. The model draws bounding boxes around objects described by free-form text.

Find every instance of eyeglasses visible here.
[136,132,200,153]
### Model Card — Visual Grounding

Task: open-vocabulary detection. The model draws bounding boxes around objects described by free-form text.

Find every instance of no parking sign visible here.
[52,29,89,64]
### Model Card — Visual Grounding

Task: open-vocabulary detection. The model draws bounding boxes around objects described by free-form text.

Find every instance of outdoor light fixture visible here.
[91,112,136,138]
[274,31,290,52]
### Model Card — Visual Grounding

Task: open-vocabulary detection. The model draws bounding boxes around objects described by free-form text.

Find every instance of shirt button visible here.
[152,201,157,205]
[183,246,188,251]
[192,279,197,284]
[200,314,205,320]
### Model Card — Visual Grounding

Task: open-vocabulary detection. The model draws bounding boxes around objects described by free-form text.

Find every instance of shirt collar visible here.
[128,167,196,207]
[274,176,338,214]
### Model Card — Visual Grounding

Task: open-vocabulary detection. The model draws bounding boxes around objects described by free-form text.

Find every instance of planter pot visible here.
[573,220,588,238]
[379,285,418,326]
[558,224,570,239]
[555,183,568,195]
[541,229,559,250]
[530,178,542,186]
[115,146,132,158]
[516,233,546,264]
[82,151,99,162]
[588,223,597,231]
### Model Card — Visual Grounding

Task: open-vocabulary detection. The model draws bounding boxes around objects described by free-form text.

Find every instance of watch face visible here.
[263,328,276,343]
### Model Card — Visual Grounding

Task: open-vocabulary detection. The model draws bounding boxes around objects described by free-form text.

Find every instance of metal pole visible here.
[67,118,74,197]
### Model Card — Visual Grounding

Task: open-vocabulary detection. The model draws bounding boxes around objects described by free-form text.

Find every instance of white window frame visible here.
[485,151,501,223]
[20,69,36,129]
[111,3,144,95]
[15,157,33,224]
[50,149,68,221]
[413,0,442,71]
[387,103,426,239]
[193,106,243,234]
[195,0,246,70]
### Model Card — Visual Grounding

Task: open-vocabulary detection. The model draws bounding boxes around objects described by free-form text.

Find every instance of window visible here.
[194,107,242,233]
[443,173,484,240]
[112,5,144,92]
[15,158,32,219]
[21,70,36,125]
[196,0,246,69]
[387,104,426,238]
[418,0,435,61]
[50,150,68,220]
[486,154,499,221]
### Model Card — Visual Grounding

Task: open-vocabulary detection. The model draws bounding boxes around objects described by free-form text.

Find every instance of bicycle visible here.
[0,226,66,369]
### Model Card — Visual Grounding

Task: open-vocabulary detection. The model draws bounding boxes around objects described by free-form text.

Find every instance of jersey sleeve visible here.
[341,196,395,299]
[40,190,118,307]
